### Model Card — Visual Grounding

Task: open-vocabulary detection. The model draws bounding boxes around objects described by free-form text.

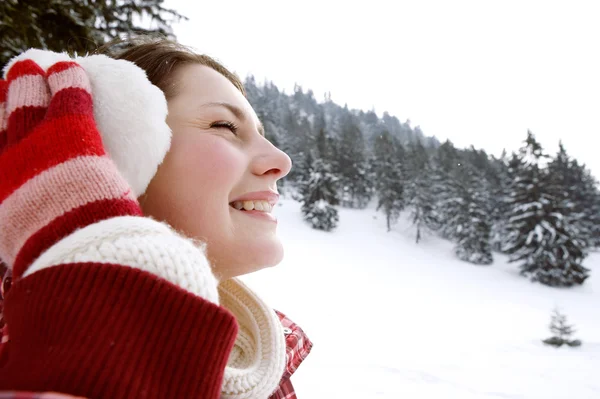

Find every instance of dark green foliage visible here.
[1,0,186,67]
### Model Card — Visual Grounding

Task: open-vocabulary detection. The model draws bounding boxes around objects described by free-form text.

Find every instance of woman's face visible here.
[140,63,292,280]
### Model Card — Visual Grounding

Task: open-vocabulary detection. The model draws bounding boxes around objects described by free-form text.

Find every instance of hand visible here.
[0,50,218,304]
[0,56,142,278]
[2,49,172,197]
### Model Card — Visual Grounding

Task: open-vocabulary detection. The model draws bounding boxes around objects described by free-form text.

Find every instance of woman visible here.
[0,38,311,398]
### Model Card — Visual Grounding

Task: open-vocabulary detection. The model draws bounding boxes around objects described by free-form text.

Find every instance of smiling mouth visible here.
[229,200,274,213]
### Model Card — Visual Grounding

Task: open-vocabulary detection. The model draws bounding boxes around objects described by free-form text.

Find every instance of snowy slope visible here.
[241,198,600,399]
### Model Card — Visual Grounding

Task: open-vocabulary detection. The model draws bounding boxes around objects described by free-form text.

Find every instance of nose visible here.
[251,136,292,180]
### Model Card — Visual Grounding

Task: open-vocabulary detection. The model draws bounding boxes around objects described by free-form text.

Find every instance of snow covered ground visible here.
[242,198,600,399]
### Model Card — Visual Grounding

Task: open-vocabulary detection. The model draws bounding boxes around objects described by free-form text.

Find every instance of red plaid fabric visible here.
[269,310,314,399]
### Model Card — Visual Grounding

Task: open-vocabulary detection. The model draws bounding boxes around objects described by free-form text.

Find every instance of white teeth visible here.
[259,201,272,212]
[231,200,273,213]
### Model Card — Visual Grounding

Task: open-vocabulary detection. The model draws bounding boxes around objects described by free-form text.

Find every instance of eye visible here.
[210,121,239,135]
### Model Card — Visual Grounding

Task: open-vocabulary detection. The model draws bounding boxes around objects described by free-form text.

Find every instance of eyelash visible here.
[210,121,239,135]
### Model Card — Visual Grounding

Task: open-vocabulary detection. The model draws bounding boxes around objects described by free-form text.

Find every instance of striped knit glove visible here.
[0,51,219,300]
[0,58,142,278]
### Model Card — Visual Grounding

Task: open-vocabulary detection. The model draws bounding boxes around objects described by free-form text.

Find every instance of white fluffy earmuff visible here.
[3,49,172,197]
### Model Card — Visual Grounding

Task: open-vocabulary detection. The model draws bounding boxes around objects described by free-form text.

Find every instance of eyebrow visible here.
[200,101,265,136]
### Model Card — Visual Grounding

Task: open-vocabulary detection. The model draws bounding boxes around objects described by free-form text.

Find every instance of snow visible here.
[241,198,600,399]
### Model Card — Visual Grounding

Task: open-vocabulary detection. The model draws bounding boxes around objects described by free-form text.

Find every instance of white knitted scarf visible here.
[218,278,287,399]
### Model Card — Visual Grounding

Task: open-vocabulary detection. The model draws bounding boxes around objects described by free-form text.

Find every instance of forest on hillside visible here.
[245,77,600,288]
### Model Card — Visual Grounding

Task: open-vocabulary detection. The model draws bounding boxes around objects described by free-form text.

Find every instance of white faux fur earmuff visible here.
[3,49,172,197]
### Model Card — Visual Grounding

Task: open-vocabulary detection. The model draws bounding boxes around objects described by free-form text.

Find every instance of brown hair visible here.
[96,36,246,99]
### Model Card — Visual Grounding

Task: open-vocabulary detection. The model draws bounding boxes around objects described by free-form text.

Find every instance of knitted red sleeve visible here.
[0,264,238,399]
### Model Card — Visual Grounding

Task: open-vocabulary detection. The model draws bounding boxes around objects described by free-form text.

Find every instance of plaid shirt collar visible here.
[268,310,313,399]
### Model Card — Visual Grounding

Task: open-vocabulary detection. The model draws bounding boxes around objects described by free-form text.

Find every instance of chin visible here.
[232,239,284,276]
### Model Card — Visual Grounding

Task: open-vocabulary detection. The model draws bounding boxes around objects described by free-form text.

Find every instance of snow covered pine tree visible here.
[372,131,405,232]
[405,140,439,243]
[502,132,589,286]
[336,113,371,208]
[300,129,339,231]
[441,160,493,264]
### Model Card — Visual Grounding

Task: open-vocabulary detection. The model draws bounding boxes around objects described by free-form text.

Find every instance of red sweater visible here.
[0,263,238,398]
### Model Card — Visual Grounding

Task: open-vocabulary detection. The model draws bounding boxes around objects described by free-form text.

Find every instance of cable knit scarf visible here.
[218,278,287,399]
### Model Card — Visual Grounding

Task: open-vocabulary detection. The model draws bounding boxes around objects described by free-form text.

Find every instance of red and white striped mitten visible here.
[0,58,143,278]
[0,51,219,301]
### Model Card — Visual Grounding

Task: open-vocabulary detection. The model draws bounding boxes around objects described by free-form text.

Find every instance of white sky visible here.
[164,0,600,176]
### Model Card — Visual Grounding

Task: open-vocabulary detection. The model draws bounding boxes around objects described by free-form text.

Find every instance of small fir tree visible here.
[542,308,582,347]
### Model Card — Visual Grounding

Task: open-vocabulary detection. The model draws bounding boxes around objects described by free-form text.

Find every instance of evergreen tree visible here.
[429,140,462,239]
[280,105,311,184]
[372,131,405,232]
[300,129,339,231]
[547,143,587,241]
[435,140,462,172]
[405,141,439,243]
[547,142,600,249]
[549,308,575,341]
[1,0,185,67]
[543,308,582,347]
[335,113,372,208]
[245,76,282,148]
[286,150,313,201]
[489,150,513,251]
[442,161,493,264]
[503,132,590,287]
[579,169,600,247]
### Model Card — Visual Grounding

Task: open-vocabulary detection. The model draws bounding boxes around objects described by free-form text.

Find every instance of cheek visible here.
[157,134,246,229]
[169,134,244,192]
